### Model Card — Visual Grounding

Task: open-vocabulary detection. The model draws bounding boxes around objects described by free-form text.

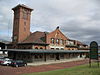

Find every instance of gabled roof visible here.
[22,31,47,44]
[76,40,87,46]
[48,27,69,39]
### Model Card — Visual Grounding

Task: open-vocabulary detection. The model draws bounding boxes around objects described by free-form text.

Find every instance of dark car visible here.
[10,60,27,67]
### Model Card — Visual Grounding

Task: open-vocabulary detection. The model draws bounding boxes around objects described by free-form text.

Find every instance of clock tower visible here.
[12,4,33,43]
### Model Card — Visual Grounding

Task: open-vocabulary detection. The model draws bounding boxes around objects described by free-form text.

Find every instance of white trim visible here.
[32,45,34,49]
[49,45,64,49]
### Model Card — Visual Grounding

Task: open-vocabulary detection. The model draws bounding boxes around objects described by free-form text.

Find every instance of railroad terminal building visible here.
[6,4,89,62]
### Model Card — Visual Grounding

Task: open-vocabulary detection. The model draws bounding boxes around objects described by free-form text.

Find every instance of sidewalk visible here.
[28,58,85,66]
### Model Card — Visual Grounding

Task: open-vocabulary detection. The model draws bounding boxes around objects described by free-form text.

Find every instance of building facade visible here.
[7,4,88,50]
[7,4,89,62]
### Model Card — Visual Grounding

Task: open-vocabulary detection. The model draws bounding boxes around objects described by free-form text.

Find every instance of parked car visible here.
[0,58,12,66]
[0,58,4,64]
[10,60,27,67]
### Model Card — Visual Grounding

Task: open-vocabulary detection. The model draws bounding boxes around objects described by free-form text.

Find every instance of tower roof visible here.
[12,4,33,11]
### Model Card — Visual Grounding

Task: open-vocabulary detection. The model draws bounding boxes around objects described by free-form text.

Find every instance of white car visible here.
[0,58,12,66]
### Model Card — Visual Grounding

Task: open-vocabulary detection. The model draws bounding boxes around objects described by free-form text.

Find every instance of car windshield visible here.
[12,60,23,63]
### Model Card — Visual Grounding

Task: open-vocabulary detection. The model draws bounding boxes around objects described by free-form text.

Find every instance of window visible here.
[67,41,74,45]
[67,41,70,45]
[35,47,38,49]
[60,39,63,45]
[51,38,55,44]
[56,39,59,44]
[61,48,64,50]
[60,39,64,45]
[79,45,82,48]
[65,40,66,45]
[70,41,74,45]
[24,21,26,31]
[23,9,28,19]
[51,48,54,50]
[34,54,38,59]
[56,48,59,50]
[62,40,64,45]
[40,47,43,49]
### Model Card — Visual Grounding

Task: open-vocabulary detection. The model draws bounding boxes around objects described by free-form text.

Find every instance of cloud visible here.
[0,0,100,45]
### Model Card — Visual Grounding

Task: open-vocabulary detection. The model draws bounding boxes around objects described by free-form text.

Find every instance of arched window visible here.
[56,48,59,50]
[51,48,54,50]
[35,47,38,49]
[61,48,64,50]
[40,47,43,49]
[28,47,31,49]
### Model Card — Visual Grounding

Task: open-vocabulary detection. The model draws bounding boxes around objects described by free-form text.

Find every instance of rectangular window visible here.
[60,39,63,45]
[67,41,70,45]
[69,41,74,45]
[60,39,64,45]
[51,38,55,44]
[56,39,59,44]
[65,40,66,45]
[24,21,26,31]
[23,9,28,19]
[62,40,64,45]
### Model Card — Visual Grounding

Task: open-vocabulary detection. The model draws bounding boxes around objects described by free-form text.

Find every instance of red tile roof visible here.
[22,31,47,44]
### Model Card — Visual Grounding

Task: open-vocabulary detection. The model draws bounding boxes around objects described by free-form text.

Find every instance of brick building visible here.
[7,4,89,62]
[7,4,88,50]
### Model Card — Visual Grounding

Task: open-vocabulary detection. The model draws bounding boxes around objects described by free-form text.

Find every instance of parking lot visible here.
[0,59,88,75]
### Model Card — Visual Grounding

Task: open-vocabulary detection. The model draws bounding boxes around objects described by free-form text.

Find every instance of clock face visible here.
[14,36,17,40]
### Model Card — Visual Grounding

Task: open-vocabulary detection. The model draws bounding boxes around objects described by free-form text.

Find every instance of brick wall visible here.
[46,28,68,50]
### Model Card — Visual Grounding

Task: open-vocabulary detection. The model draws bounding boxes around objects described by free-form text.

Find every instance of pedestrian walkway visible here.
[28,58,85,66]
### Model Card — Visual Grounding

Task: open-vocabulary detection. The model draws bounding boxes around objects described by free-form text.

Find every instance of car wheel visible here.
[7,64,9,66]
[24,64,27,67]
[16,65,18,67]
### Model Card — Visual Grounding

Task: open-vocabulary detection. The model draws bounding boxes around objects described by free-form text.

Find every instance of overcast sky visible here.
[0,0,100,45]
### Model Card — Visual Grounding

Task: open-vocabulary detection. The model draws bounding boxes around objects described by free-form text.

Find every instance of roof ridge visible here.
[12,4,33,11]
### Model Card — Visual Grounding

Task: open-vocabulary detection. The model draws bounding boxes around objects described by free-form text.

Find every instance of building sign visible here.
[90,41,98,60]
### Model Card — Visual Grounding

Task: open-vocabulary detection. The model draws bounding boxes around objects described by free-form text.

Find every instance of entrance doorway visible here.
[56,53,60,60]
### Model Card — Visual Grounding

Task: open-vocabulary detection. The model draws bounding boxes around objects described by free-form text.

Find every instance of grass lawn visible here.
[23,63,100,75]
